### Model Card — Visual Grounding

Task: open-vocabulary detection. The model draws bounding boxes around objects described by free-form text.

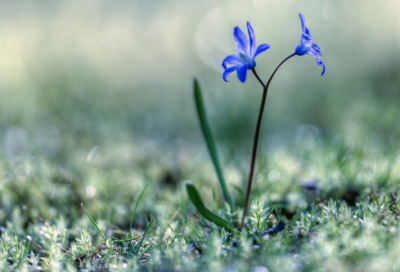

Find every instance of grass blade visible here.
[261,206,275,230]
[130,183,149,232]
[81,204,106,240]
[185,181,239,234]
[112,235,142,243]
[135,217,153,256]
[17,241,30,268]
[63,229,68,248]
[194,79,235,212]
[288,214,299,228]
[187,219,202,241]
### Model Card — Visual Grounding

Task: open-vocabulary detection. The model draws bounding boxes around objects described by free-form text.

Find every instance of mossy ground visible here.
[1,130,400,271]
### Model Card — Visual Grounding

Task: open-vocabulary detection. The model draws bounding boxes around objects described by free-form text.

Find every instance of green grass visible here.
[1,129,400,271]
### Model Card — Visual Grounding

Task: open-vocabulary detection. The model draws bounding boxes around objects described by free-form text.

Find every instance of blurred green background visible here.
[1,0,399,147]
[1,0,400,223]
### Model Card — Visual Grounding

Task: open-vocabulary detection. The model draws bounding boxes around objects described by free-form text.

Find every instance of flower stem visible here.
[241,53,296,229]
[251,69,265,88]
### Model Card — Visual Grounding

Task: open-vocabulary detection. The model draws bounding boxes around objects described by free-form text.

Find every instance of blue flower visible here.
[222,22,270,83]
[295,14,325,76]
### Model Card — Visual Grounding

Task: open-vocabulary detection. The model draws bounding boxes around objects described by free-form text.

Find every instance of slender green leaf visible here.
[187,219,202,241]
[180,183,186,215]
[289,214,299,227]
[212,190,218,213]
[81,204,105,240]
[185,181,239,234]
[309,205,315,230]
[9,240,25,250]
[261,206,276,230]
[63,229,68,248]
[130,183,149,232]
[135,218,153,256]
[17,241,30,268]
[112,235,142,243]
[336,196,340,214]
[194,79,235,212]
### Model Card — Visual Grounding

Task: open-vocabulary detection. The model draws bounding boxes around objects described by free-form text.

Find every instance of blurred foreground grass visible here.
[1,129,400,271]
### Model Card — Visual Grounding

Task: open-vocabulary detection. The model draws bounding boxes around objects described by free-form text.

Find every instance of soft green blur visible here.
[1,0,400,150]
[0,0,399,193]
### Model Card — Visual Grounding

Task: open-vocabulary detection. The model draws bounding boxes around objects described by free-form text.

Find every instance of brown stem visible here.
[251,69,265,88]
[241,53,296,229]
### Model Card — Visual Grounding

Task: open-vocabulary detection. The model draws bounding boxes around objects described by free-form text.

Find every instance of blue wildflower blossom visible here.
[222,22,270,83]
[295,13,325,76]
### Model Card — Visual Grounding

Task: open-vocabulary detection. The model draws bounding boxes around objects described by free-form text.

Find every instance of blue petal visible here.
[295,14,314,56]
[307,47,319,59]
[312,43,322,56]
[299,13,305,28]
[247,22,256,56]
[253,44,270,59]
[233,26,249,55]
[305,48,326,76]
[299,13,312,39]
[223,66,238,82]
[237,64,249,83]
[317,57,325,76]
[222,54,244,69]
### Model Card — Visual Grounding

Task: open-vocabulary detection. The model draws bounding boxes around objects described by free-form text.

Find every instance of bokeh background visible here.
[1,0,400,225]
[1,0,400,146]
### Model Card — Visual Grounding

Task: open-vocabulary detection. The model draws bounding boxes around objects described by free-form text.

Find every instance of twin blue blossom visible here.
[222,13,325,82]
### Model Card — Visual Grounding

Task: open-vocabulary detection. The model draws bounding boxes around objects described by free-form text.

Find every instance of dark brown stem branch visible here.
[251,69,265,88]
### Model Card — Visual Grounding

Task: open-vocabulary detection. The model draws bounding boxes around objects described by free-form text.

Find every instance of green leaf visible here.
[63,229,68,248]
[261,206,276,231]
[81,204,106,240]
[135,217,153,256]
[185,181,239,234]
[194,79,235,212]
[17,241,30,268]
[130,183,149,232]
[288,214,299,227]
[112,236,142,243]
